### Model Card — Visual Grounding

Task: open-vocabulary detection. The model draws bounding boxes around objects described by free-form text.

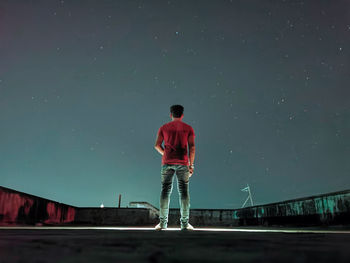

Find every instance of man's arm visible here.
[188,133,195,165]
[154,132,164,156]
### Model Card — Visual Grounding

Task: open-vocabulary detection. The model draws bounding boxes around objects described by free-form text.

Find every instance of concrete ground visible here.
[1,226,350,263]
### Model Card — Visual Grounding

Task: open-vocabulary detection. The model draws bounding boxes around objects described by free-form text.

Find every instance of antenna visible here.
[241,183,254,208]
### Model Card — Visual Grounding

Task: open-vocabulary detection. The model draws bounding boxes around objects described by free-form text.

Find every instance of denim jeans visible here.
[159,164,191,228]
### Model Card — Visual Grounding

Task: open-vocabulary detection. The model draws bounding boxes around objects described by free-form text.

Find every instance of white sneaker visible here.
[154,223,167,231]
[181,223,194,231]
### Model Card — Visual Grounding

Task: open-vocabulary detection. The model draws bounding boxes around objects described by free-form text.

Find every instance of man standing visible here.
[154,105,196,231]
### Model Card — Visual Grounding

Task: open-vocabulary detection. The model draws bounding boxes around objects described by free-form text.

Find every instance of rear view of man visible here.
[154,104,196,231]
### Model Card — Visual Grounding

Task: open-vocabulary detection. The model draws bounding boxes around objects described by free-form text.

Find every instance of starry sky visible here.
[0,0,349,209]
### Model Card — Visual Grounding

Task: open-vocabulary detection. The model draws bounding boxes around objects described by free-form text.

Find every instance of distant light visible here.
[100,203,104,208]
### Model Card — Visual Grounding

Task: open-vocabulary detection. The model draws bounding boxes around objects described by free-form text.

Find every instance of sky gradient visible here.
[0,0,349,209]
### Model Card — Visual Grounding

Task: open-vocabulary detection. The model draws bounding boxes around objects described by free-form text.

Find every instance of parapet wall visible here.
[168,189,350,227]
[1,185,349,227]
[74,207,158,225]
[0,186,158,226]
[0,186,77,226]
[234,189,350,226]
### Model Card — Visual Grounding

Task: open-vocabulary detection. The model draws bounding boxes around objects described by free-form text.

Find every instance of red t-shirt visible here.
[157,120,195,165]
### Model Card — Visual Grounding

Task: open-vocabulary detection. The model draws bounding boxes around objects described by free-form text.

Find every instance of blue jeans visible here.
[159,164,191,228]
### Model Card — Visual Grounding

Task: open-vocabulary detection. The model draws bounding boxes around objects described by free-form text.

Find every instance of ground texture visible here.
[1,226,350,263]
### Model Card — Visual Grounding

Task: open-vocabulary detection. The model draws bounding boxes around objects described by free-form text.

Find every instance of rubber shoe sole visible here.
[155,223,167,231]
[181,223,194,231]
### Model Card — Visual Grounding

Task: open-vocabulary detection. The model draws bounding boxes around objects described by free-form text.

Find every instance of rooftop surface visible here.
[1,226,350,263]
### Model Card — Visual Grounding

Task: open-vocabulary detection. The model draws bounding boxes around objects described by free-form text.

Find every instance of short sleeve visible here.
[189,127,195,138]
[157,126,163,137]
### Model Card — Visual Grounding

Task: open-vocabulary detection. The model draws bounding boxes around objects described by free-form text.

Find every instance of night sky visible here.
[0,0,349,209]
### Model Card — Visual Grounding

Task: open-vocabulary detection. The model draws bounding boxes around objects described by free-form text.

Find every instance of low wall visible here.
[1,185,349,227]
[74,207,158,226]
[0,186,158,226]
[168,209,238,227]
[168,189,350,227]
[0,186,77,226]
[233,189,350,226]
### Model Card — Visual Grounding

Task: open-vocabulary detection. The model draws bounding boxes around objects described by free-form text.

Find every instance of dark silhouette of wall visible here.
[0,186,76,226]
[1,185,349,227]
[0,186,158,226]
[168,189,350,227]
[74,207,158,225]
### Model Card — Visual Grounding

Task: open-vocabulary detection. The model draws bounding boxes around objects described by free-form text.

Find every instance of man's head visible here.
[170,104,184,120]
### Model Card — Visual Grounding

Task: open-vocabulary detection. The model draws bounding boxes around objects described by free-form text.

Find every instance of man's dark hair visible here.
[170,104,184,118]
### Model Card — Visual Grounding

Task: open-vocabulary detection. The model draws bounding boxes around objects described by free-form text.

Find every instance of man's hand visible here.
[188,166,194,177]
